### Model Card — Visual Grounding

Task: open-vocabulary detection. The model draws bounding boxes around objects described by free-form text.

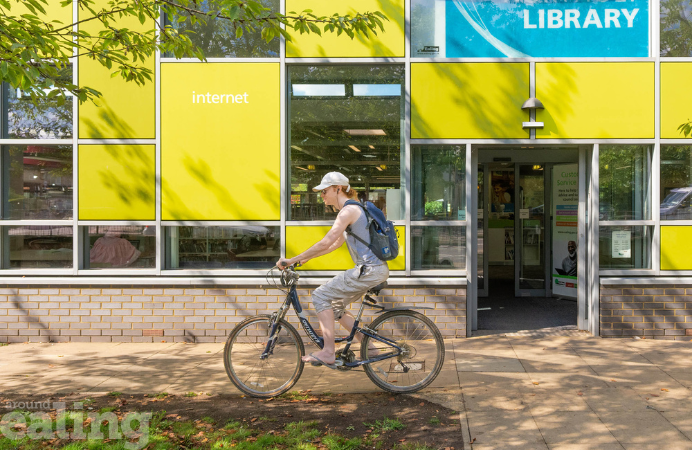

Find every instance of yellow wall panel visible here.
[536,63,654,139]
[78,0,155,139]
[161,63,280,221]
[661,226,692,270]
[5,0,72,25]
[411,63,530,139]
[661,63,692,139]
[79,145,155,220]
[286,226,405,271]
[286,0,404,57]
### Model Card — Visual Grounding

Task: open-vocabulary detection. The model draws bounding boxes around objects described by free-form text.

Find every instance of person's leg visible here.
[302,308,336,364]
[338,313,380,355]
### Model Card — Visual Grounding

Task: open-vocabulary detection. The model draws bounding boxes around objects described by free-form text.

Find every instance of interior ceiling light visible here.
[296,166,309,171]
[344,129,386,136]
[368,145,375,149]
[375,166,383,172]
[348,145,361,152]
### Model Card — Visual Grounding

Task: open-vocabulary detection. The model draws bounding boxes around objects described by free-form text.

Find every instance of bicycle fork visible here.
[260,298,292,360]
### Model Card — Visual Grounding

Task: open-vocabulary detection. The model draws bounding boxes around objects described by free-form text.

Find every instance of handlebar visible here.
[278,263,301,287]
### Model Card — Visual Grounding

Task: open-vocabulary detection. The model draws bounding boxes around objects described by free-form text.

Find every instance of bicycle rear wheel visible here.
[224,315,305,398]
[361,310,444,394]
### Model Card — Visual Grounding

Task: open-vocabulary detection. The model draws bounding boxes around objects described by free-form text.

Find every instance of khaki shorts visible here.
[311,264,389,319]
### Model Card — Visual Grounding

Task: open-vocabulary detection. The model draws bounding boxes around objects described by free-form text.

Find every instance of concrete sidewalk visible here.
[1,332,692,449]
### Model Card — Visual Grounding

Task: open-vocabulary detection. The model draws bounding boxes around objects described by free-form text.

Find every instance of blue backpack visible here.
[344,200,399,261]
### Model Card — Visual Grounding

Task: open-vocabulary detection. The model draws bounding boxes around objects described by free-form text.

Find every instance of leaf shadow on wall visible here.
[95,145,156,219]
[352,0,407,57]
[535,64,577,138]
[81,107,155,219]
[80,101,151,140]
[161,153,280,221]
[410,63,576,140]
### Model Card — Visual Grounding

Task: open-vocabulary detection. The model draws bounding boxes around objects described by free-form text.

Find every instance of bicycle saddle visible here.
[367,282,387,296]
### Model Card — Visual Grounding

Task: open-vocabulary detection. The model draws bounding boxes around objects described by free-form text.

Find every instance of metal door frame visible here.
[468,145,594,335]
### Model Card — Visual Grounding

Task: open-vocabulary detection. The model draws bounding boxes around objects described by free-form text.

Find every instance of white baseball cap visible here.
[312,172,350,192]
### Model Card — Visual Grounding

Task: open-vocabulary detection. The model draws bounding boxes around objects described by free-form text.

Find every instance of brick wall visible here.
[0,285,466,343]
[600,285,692,340]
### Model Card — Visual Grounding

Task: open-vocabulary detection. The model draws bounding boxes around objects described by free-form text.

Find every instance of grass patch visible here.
[99,407,117,413]
[154,392,169,399]
[0,343,8,347]
[364,417,405,433]
[394,444,437,450]
[428,416,440,425]
[323,434,362,450]
[107,391,122,397]
[278,390,312,401]
[183,392,198,398]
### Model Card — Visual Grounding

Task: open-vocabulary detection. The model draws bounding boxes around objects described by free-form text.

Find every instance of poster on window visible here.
[552,164,578,298]
[441,0,649,57]
[612,230,632,258]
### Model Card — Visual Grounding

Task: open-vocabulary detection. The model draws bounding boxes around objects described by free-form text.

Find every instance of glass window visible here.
[3,226,73,269]
[412,0,649,58]
[599,145,652,221]
[412,226,466,270]
[86,226,156,269]
[288,65,404,221]
[166,226,279,269]
[661,0,692,56]
[661,146,692,220]
[1,66,73,139]
[2,145,73,220]
[412,145,466,221]
[599,226,652,269]
[163,0,279,58]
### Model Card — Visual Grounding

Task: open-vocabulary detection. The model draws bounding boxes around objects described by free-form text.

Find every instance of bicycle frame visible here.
[261,283,403,368]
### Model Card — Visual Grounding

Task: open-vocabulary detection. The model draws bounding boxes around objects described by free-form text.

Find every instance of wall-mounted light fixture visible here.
[521,97,545,130]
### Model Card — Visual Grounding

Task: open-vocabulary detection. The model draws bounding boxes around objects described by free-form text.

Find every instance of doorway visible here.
[473,147,583,333]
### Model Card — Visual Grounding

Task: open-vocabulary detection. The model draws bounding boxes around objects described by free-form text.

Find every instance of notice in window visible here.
[612,230,632,258]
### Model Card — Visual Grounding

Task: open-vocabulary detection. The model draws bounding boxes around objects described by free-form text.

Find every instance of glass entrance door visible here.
[516,165,547,296]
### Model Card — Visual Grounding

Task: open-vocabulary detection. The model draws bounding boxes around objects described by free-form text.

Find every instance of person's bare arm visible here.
[276,206,359,267]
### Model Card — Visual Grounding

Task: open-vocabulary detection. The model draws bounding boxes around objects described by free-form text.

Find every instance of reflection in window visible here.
[661,146,692,220]
[599,145,651,221]
[163,0,279,58]
[412,226,466,270]
[166,226,279,269]
[4,226,73,269]
[661,0,692,56]
[86,226,156,269]
[599,226,651,269]
[1,66,73,139]
[288,65,404,221]
[2,145,73,220]
[412,146,466,221]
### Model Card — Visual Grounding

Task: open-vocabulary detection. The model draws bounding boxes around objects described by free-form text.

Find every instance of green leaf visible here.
[235,26,243,38]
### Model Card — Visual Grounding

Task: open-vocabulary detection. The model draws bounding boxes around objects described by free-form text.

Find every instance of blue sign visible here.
[445,0,649,57]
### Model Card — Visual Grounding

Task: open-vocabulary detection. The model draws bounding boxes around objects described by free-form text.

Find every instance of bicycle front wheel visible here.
[223,315,305,398]
[361,310,445,394]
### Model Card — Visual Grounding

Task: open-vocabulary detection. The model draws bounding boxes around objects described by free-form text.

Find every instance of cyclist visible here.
[276,171,389,369]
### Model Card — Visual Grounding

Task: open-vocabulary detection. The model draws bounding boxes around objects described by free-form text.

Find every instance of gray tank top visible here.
[344,206,385,267]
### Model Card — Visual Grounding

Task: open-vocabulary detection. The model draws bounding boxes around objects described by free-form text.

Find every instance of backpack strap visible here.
[343,200,372,248]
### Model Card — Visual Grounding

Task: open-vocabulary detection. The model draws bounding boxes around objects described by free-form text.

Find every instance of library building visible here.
[1,0,692,343]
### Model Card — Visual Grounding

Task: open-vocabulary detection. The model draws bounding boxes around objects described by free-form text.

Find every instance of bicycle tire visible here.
[361,310,445,394]
[223,315,305,398]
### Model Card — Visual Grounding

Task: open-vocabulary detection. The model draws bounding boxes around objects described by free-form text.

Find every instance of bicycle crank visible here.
[335,349,356,371]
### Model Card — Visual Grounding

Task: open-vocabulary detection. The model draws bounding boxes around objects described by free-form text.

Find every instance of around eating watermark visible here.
[0,401,150,449]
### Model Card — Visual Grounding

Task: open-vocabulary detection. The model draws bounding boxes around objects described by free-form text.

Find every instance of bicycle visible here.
[223,264,445,398]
